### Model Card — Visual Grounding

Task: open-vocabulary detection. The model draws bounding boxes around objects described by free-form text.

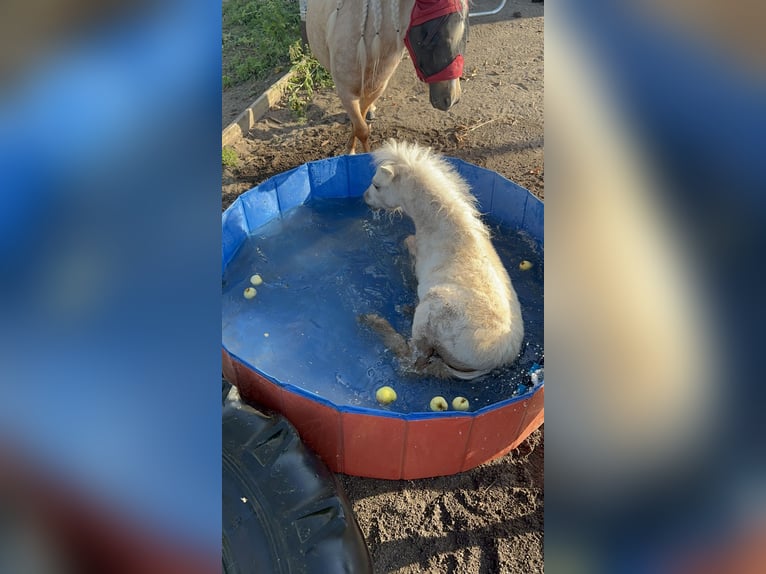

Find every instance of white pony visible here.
[360,140,524,379]
[306,0,467,154]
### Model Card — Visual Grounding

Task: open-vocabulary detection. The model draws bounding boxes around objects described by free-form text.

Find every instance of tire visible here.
[222,397,372,574]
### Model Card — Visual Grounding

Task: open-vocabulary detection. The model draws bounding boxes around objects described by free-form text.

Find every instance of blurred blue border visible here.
[0,1,222,550]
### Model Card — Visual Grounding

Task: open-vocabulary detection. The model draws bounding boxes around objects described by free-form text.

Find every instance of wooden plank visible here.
[222,70,296,147]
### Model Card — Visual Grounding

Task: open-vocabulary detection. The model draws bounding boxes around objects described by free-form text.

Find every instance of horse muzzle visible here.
[429,79,461,111]
[404,3,468,112]
[363,188,378,208]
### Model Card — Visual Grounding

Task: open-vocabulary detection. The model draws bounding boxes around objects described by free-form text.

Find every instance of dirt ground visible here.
[338,429,544,573]
[222,1,544,572]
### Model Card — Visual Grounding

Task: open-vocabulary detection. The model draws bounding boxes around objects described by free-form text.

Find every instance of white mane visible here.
[371,140,490,241]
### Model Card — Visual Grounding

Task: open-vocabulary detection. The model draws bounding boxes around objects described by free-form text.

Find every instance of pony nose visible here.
[429,81,461,111]
[430,93,455,111]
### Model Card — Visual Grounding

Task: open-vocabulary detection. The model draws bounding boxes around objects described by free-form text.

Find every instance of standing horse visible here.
[306,0,469,153]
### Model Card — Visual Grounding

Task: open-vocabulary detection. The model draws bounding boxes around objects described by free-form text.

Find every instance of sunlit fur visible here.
[360,140,524,379]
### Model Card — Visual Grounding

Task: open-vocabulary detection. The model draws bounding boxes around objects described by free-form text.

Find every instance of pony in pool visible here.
[360,140,524,379]
[307,0,469,153]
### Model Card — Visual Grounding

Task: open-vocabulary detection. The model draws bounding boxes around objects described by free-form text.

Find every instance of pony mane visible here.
[371,140,489,239]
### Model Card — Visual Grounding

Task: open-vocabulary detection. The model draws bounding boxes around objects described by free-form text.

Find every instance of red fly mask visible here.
[404,0,468,86]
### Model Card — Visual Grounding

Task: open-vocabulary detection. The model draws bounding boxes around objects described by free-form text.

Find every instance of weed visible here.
[284,42,334,120]
[222,147,239,168]
[222,0,334,121]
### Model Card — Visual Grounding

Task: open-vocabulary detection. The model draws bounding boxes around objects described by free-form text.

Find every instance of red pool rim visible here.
[223,348,544,479]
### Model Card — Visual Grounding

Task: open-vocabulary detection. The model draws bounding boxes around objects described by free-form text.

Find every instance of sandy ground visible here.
[338,429,544,573]
[222,1,544,571]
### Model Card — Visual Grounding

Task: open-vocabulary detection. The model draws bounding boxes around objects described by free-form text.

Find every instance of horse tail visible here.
[359,313,492,380]
[357,0,370,93]
[370,0,383,83]
[358,313,411,361]
[326,0,343,68]
[391,0,402,45]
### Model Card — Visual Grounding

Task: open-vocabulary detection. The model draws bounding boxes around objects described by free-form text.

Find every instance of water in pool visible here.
[222,197,543,414]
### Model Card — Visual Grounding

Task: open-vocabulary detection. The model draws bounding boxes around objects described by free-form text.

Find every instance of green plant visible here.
[222,147,239,168]
[284,41,334,120]
[222,0,300,88]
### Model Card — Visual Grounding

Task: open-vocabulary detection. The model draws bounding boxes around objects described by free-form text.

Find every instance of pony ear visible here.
[375,164,395,185]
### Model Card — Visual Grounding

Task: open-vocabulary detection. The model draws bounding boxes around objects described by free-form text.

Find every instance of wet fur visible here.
[360,140,524,379]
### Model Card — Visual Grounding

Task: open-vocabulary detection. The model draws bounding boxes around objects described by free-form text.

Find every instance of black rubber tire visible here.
[222,397,372,574]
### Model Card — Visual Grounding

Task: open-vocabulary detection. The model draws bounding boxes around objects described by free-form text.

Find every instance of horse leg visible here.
[357,105,373,153]
[346,128,358,155]
[358,82,391,149]
[404,234,417,259]
[357,101,380,152]
[365,77,394,121]
[338,93,369,154]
